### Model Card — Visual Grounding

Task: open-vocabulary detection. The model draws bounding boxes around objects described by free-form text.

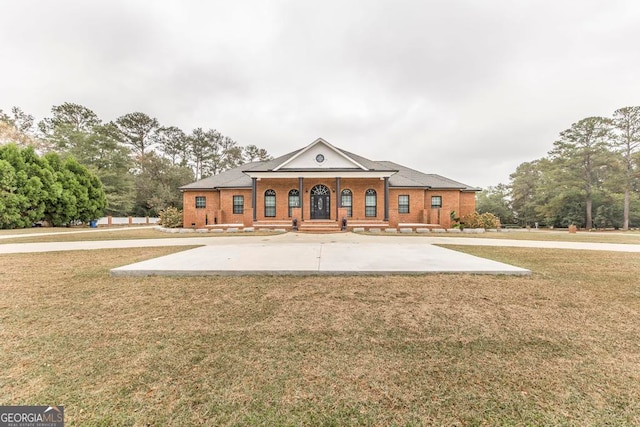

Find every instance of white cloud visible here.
[2,0,639,188]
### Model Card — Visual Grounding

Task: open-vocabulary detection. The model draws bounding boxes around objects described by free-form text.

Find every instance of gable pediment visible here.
[273,138,368,171]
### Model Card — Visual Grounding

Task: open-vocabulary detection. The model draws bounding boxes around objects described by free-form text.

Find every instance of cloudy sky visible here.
[2,0,639,188]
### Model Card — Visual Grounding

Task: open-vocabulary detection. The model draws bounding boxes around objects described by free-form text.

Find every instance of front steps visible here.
[298,220,342,233]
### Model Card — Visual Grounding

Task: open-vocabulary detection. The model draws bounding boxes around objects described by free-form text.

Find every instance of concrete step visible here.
[345,222,389,232]
[254,220,293,230]
[298,221,342,233]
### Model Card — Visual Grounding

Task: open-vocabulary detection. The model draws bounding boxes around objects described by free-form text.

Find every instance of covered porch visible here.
[245,171,395,228]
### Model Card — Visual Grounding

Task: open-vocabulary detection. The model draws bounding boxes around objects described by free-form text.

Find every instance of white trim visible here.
[273,138,369,171]
[245,171,395,179]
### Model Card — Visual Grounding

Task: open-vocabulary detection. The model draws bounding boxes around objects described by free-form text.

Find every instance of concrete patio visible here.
[109,232,532,276]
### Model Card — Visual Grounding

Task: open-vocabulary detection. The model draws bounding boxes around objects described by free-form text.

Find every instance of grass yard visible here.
[1,245,639,425]
[1,227,640,246]
[0,228,282,244]
[449,230,640,244]
[361,229,640,244]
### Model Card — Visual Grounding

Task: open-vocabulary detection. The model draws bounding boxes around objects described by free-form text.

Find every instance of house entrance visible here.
[310,184,330,219]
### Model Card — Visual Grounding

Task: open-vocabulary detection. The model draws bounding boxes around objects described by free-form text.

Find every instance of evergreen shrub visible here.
[159,207,183,228]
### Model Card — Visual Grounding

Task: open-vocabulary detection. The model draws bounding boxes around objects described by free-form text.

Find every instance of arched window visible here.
[288,189,300,217]
[365,189,377,217]
[341,189,352,217]
[310,184,330,195]
[264,189,276,217]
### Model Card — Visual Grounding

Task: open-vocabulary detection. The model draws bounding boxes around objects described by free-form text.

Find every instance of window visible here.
[310,184,330,195]
[431,196,442,208]
[195,196,206,209]
[264,189,276,217]
[365,189,377,217]
[233,195,244,214]
[288,189,300,217]
[398,195,410,214]
[341,189,352,217]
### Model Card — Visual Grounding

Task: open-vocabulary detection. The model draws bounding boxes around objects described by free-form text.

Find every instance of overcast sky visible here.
[2,1,639,188]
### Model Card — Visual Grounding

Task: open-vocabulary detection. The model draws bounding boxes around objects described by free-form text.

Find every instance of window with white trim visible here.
[365,189,377,217]
[233,195,244,214]
[288,189,300,217]
[264,189,276,217]
[431,196,442,208]
[195,196,206,209]
[341,189,352,217]
[398,195,410,214]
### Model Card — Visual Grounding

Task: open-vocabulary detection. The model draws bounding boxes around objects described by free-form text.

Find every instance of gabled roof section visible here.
[272,138,369,171]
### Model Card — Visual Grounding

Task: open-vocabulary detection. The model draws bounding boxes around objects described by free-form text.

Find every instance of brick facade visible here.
[180,139,478,229]
[255,178,299,221]
[183,182,476,228]
[182,190,219,227]
[388,188,426,224]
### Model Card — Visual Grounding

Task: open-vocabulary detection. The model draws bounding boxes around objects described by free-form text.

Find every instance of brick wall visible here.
[182,190,219,228]
[182,182,477,228]
[459,192,476,217]
[425,189,467,228]
[219,189,253,224]
[388,189,426,224]
[338,178,385,221]
[255,178,299,221]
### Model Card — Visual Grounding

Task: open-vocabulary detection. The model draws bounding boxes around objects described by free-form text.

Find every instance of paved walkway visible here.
[3,231,639,276]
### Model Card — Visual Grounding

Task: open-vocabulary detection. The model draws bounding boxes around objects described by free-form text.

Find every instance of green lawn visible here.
[361,229,640,244]
[0,227,281,244]
[1,245,639,425]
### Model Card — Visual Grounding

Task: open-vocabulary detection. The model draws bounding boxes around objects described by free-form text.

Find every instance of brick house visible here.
[181,138,479,231]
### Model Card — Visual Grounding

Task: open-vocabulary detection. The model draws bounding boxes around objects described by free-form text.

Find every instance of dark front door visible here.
[310,184,331,219]
[311,194,330,219]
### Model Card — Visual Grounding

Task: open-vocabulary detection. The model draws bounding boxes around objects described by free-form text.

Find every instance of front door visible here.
[310,185,331,219]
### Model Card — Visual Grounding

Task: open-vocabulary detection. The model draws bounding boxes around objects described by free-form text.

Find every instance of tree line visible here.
[0,103,272,219]
[477,106,640,230]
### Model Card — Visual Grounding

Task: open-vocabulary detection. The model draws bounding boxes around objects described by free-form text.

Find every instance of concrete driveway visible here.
[3,230,640,276]
[110,232,532,276]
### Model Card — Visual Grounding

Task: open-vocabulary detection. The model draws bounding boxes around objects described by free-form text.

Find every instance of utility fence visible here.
[96,216,160,226]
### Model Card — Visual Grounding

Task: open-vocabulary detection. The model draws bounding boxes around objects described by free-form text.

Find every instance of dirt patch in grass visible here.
[1,246,639,425]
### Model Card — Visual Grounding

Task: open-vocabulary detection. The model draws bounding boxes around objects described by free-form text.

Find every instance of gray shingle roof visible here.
[242,148,305,172]
[180,144,479,191]
[377,161,479,191]
[328,148,394,171]
[180,162,258,190]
